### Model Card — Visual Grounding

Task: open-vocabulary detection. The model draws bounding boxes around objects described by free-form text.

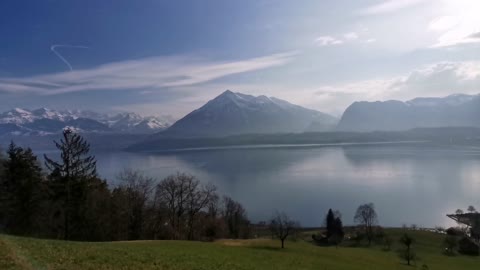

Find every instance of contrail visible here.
[50,44,89,71]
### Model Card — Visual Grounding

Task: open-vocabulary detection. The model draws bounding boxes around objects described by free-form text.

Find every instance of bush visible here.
[383,235,393,251]
[446,227,464,236]
[443,235,458,255]
[458,237,479,256]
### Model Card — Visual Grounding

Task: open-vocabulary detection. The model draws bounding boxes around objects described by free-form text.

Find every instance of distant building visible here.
[447,213,480,243]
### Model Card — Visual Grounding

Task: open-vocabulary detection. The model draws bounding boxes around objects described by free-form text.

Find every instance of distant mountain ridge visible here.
[0,108,174,136]
[337,93,480,132]
[158,90,338,138]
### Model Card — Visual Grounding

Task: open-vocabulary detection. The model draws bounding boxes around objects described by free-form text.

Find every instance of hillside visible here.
[127,127,480,152]
[1,229,479,270]
[337,94,480,132]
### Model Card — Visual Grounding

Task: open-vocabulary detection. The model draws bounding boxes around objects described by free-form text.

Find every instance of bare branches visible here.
[269,211,298,248]
[154,172,218,240]
[354,203,378,246]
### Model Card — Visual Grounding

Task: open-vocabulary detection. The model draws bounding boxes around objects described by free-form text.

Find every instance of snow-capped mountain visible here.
[337,93,480,132]
[158,90,338,138]
[0,108,174,136]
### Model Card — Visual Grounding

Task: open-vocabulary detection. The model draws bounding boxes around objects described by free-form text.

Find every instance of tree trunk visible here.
[281,239,285,248]
[407,246,410,265]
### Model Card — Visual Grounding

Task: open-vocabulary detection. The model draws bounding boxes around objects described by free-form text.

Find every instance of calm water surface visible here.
[42,144,480,227]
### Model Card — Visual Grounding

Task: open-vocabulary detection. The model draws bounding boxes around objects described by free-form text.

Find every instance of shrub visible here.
[446,227,464,236]
[443,235,458,255]
[458,237,479,256]
[383,235,393,251]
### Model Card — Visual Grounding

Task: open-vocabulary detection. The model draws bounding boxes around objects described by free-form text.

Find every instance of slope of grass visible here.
[0,229,479,270]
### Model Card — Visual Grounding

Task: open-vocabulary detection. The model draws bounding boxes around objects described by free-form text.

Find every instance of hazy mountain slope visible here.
[337,94,480,132]
[159,90,338,138]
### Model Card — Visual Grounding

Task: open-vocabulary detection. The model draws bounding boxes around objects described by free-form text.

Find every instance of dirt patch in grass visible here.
[0,238,33,270]
[216,238,271,247]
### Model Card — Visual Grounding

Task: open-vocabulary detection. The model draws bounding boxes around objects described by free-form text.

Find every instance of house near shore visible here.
[447,213,480,243]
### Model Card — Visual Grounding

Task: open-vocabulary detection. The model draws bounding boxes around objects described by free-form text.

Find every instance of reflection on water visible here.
[61,144,480,227]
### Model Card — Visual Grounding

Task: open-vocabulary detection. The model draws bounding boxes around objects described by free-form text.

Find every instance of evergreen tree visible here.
[44,129,98,240]
[325,209,336,238]
[325,209,345,245]
[0,142,45,235]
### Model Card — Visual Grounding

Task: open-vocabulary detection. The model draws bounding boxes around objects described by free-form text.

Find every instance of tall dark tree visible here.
[0,146,5,228]
[0,142,45,235]
[325,209,338,238]
[325,209,345,246]
[354,203,378,246]
[44,129,98,240]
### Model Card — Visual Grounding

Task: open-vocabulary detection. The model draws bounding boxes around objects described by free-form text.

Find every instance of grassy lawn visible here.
[0,229,479,270]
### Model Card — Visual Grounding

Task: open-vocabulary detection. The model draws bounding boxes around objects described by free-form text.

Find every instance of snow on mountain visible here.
[0,108,174,136]
[0,108,36,124]
[159,90,338,138]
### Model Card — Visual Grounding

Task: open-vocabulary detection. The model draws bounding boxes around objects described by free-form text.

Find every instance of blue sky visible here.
[1,0,479,118]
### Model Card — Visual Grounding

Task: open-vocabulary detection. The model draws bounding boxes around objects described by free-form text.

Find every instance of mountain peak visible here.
[221,89,235,95]
[161,91,338,138]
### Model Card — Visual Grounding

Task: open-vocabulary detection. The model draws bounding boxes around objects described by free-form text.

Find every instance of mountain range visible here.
[337,94,480,132]
[0,108,174,136]
[3,91,480,150]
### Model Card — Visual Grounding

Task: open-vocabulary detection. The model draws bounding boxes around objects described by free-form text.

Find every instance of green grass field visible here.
[1,229,479,270]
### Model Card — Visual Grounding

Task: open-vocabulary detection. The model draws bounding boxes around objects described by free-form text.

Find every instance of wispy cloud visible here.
[0,52,296,95]
[302,61,480,114]
[314,36,344,46]
[389,61,480,97]
[428,1,480,48]
[358,0,427,15]
[314,31,373,47]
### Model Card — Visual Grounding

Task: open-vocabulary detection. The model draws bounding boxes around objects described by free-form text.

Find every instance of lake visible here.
[41,143,480,228]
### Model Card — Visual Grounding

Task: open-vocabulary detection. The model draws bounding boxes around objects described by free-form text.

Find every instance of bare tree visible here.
[468,205,477,213]
[354,203,378,246]
[115,169,154,240]
[222,196,249,239]
[269,211,298,248]
[185,182,217,240]
[399,233,416,265]
[155,173,217,240]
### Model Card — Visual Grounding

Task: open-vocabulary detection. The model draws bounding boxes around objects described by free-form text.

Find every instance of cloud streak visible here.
[358,0,427,15]
[50,44,89,71]
[0,52,296,95]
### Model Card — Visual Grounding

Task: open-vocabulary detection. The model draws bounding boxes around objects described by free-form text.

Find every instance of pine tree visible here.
[0,142,45,235]
[325,209,345,246]
[325,209,335,238]
[44,129,98,240]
